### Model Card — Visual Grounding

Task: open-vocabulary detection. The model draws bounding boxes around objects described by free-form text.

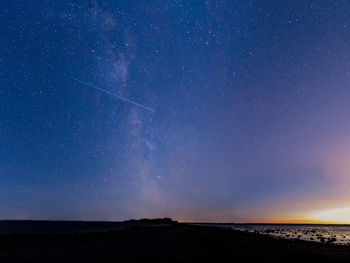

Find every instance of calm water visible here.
[3,221,350,245]
[197,223,350,245]
[0,220,167,235]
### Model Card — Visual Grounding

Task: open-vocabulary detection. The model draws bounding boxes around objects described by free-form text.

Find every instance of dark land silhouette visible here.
[0,218,176,235]
[1,220,350,262]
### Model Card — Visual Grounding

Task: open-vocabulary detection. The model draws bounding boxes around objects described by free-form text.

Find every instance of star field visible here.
[1,1,350,222]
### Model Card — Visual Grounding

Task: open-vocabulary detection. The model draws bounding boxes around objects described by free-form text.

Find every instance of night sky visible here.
[2,1,350,223]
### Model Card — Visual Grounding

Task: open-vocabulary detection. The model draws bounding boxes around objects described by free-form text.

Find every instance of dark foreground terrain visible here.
[1,224,350,262]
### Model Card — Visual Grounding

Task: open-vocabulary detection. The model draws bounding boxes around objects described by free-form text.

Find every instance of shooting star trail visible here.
[69,77,155,113]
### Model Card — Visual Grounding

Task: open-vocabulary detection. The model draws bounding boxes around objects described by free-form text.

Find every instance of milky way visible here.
[1,1,350,222]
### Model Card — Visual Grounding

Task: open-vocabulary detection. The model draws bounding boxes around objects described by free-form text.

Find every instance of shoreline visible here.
[1,224,350,262]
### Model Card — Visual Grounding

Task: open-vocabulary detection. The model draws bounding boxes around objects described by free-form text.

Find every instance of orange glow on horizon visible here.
[173,204,350,224]
[254,218,350,225]
[176,215,350,225]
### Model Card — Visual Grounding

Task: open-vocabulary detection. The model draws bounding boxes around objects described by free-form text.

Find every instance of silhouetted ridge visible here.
[124,218,177,224]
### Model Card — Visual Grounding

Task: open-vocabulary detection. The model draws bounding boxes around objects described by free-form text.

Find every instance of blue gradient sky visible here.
[1,1,350,222]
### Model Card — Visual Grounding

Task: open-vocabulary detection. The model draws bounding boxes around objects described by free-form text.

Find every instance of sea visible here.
[2,221,350,245]
[194,223,350,245]
[0,220,167,235]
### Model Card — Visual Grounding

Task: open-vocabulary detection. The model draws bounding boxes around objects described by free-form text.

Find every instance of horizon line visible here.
[1,218,350,225]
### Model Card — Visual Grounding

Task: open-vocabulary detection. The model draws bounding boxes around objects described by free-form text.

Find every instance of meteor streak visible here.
[69,77,155,113]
